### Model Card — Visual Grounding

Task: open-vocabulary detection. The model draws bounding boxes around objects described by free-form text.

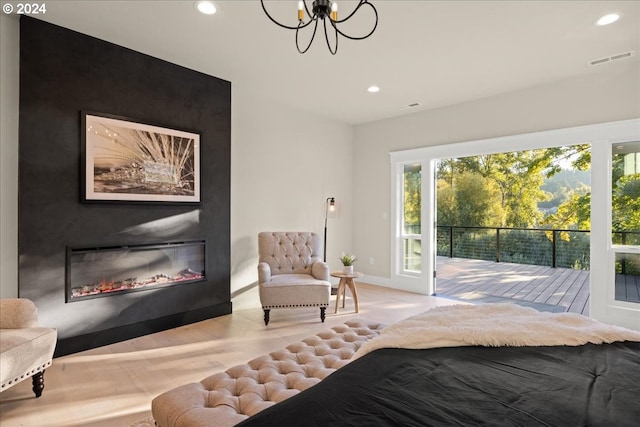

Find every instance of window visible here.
[611,141,640,304]
[612,141,640,246]
[403,164,421,272]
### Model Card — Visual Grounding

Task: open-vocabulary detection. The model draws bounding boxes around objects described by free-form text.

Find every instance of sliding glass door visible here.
[390,119,640,330]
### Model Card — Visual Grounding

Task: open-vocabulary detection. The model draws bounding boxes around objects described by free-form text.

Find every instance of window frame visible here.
[401,164,423,275]
[390,119,640,330]
[591,138,640,329]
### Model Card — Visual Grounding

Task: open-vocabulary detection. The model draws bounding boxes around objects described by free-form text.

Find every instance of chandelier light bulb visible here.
[298,1,304,20]
[331,2,338,21]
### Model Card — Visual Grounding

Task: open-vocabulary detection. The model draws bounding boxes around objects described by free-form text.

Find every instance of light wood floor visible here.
[0,283,461,427]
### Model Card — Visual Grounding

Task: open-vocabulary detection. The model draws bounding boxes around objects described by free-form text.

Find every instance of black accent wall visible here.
[18,17,232,356]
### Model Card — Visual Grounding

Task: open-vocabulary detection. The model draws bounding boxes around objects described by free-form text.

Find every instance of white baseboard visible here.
[359,274,430,295]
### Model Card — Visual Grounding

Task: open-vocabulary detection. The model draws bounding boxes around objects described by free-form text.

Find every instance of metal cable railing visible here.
[435,226,640,271]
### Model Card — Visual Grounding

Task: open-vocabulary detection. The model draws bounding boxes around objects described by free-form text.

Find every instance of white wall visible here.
[353,61,640,281]
[230,87,354,294]
[0,15,354,300]
[0,14,20,298]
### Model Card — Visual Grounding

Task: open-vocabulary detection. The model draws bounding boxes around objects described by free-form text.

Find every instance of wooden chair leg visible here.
[263,309,270,325]
[32,371,45,398]
[320,307,326,322]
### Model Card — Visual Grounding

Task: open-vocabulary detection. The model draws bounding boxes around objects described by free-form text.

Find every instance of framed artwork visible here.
[81,112,201,204]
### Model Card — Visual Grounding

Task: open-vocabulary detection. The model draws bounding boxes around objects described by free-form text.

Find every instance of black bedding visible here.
[237,342,640,426]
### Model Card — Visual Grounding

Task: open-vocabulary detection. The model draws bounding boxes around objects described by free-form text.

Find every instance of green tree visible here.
[539,170,590,211]
[439,149,562,227]
[436,179,457,225]
[612,173,640,232]
[437,158,457,186]
[542,193,591,231]
[454,172,505,227]
[436,144,593,230]
[404,165,421,232]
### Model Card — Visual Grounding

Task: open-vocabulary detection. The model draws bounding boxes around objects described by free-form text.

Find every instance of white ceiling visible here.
[25,0,640,125]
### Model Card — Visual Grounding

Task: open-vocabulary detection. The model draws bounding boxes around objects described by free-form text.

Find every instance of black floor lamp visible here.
[323,197,335,262]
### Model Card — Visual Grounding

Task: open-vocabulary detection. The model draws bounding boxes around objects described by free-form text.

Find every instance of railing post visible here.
[621,231,626,274]
[552,230,557,268]
[449,226,453,258]
[496,228,500,263]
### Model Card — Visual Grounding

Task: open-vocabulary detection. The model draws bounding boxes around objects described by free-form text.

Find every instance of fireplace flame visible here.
[71,269,204,300]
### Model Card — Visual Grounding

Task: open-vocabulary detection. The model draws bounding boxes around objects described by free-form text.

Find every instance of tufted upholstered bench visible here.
[151,319,385,427]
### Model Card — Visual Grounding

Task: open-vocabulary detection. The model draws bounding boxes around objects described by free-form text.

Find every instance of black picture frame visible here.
[81,112,201,204]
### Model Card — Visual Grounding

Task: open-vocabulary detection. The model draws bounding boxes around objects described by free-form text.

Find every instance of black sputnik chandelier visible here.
[260,0,378,55]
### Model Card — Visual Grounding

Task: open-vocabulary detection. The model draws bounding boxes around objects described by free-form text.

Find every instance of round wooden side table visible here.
[330,271,363,313]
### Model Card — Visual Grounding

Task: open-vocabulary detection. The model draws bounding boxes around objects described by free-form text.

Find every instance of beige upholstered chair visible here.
[0,298,57,397]
[258,232,331,325]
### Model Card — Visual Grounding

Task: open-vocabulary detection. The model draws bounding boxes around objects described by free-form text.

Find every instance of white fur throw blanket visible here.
[354,303,640,360]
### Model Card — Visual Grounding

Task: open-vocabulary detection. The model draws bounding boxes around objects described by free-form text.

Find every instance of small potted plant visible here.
[339,252,358,274]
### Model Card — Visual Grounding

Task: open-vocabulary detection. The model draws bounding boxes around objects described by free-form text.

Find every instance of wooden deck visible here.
[615,271,640,303]
[436,257,640,315]
[435,257,591,315]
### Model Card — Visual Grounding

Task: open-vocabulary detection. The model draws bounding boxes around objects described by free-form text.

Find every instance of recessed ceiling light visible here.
[596,13,620,26]
[367,85,380,93]
[196,1,217,15]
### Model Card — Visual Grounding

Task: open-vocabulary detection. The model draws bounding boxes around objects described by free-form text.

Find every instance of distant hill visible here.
[539,169,591,212]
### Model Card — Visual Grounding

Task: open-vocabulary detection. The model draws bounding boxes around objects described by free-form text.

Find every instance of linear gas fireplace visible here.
[66,240,206,302]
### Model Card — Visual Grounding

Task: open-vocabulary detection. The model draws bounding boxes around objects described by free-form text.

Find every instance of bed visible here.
[236,304,640,426]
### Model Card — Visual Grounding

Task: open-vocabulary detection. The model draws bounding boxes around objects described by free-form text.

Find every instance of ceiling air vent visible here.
[587,51,635,67]
[400,102,421,111]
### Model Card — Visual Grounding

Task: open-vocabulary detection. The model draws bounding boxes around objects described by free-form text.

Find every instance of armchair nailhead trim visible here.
[263,303,330,309]
[1,361,51,390]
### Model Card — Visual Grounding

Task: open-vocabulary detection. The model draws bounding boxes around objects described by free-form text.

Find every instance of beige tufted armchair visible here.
[258,232,331,325]
[0,298,57,397]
